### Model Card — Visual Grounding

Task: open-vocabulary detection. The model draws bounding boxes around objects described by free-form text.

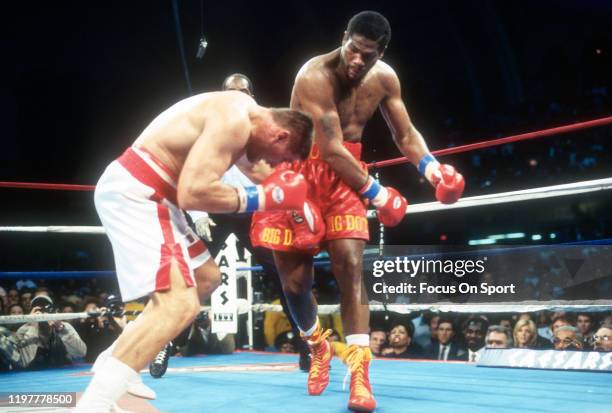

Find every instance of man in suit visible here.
[427,318,467,361]
[462,316,488,362]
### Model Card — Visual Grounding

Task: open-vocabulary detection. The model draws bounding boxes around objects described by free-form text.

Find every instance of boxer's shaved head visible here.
[222,73,254,96]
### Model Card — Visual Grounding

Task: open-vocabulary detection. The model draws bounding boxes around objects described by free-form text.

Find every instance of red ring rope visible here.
[368,116,612,169]
[0,116,610,191]
[0,182,95,191]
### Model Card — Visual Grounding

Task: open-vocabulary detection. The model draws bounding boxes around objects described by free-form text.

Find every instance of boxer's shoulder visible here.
[371,60,400,92]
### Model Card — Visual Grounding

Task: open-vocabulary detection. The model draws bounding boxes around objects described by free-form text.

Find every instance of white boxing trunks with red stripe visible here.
[94,146,211,302]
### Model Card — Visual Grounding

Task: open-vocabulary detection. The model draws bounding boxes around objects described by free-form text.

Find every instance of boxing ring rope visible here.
[0,182,95,191]
[2,176,612,234]
[0,226,106,234]
[3,301,611,326]
[368,115,612,169]
[0,115,610,193]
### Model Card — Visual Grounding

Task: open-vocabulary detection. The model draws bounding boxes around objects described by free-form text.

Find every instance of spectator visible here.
[7,304,25,331]
[592,324,611,352]
[553,326,583,351]
[275,331,299,353]
[495,315,514,333]
[540,313,574,343]
[263,297,294,349]
[381,322,424,359]
[462,316,488,362]
[8,304,24,316]
[513,319,551,349]
[16,295,86,369]
[576,313,596,345]
[411,312,432,349]
[61,302,77,314]
[485,325,512,349]
[0,286,7,310]
[0,295,5,315]
[7,289,20,306]
[428,315,440,345]
[0,326,25,370]
[517,313,533,322]
[19,290,33,313]
[174,311,235,356]
[369,329,387,357]
[76,299,121,363]
[426,318,467,361]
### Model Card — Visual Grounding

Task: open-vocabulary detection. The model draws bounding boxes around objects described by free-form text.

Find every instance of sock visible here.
[75,357,138,412]
[299,318,319,337]
[91,320,138,373]
[91,342,115,373]
[346,334,369,347]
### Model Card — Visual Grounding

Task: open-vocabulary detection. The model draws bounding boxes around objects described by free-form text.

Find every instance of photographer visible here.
[174,310,235,357]
[16,295,86,369]
[0,326,25,370]
[77,296,123,362]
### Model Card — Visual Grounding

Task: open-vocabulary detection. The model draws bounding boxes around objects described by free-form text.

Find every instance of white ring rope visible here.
[251,301,612,315]
[2,301,611,325]
[0,226,106,234]
[368,176,612,217]
[1,177,611,234]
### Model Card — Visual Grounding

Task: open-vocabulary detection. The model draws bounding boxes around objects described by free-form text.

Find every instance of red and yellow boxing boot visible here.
[303,324,333,396]
[342,345,376,412]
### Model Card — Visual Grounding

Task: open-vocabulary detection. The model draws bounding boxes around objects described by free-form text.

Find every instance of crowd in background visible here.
[1,278,610,373]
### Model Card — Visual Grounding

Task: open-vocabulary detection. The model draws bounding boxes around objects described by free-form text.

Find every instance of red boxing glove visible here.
[431,164,465,204]
[376,187,408,227]
[289,199,325,249]
[237,170,307,212]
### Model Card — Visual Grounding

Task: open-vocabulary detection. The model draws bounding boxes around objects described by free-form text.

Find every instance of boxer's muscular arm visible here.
[379,69,433,174]
[236,160,273,184]
[292,73,368,189]
[177,114,249,213]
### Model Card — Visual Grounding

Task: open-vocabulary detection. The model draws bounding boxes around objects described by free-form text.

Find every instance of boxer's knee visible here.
[167,293,200,328]
[332,250,363,281]
[274,251,313,296]
[194,260,221,299]
[158,286,197,311]
[281,275,311,297]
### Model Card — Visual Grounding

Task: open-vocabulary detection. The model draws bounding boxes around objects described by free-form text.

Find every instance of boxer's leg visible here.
[327,238,375,412]
[273,250,316,331]
[193,258,222,304]
[76,261,200,412]
[326,238,369,337]
[148,256,219,379]
[273,250,332,396]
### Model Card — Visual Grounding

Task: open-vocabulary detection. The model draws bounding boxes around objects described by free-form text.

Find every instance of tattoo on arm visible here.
[320,114,337,141]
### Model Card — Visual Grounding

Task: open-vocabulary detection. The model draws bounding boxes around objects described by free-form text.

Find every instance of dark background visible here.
[1,0,612,272]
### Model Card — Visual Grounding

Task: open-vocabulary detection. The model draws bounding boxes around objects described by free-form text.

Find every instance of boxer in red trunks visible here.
[252,11,465,412]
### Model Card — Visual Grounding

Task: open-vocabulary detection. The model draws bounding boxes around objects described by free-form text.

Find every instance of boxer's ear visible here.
[275,130,290,142]
[342,31,348,44]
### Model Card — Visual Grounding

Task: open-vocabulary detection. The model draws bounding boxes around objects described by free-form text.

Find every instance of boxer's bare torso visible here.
[133,91,259,180]
[291,48,397,143]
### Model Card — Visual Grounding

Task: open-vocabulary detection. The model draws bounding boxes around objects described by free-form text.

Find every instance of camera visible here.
[31,296,58,314]
[103,294,124,318]
[100,294,124,328]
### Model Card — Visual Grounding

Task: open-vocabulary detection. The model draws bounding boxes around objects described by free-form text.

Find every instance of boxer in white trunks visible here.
[75,91,313,413]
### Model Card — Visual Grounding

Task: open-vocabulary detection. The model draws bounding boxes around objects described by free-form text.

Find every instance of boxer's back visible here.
[133,91,255,176]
